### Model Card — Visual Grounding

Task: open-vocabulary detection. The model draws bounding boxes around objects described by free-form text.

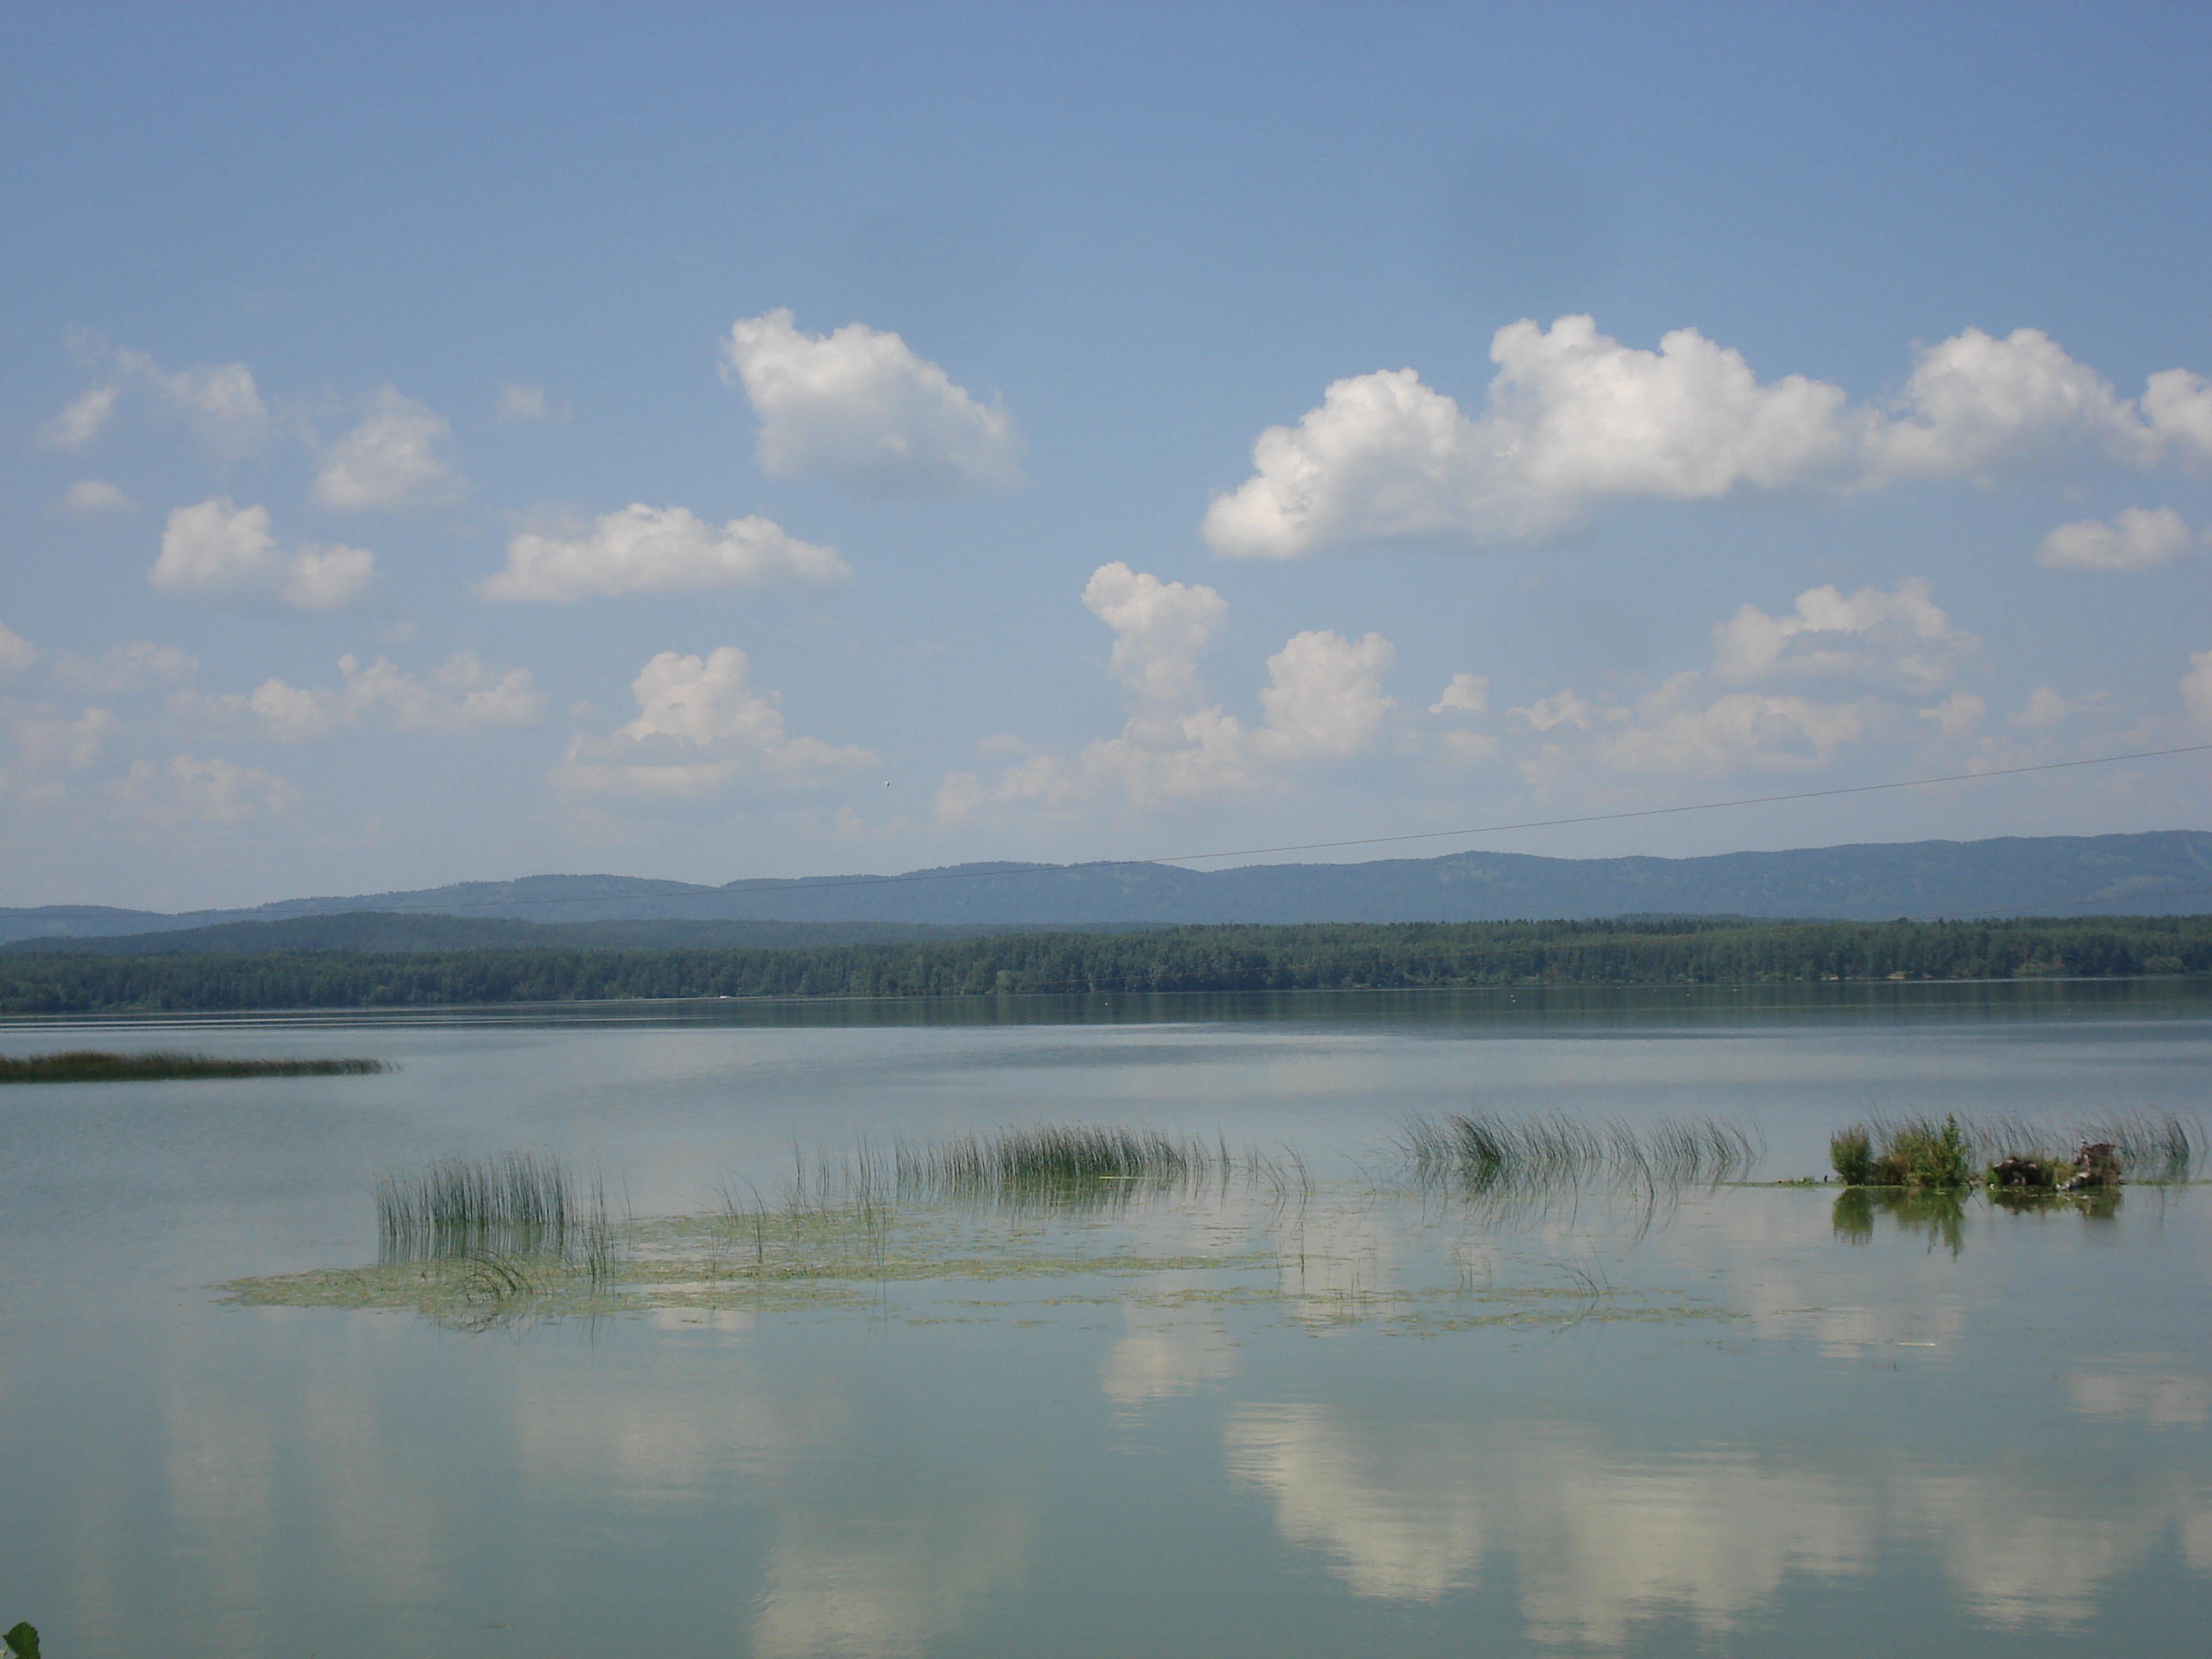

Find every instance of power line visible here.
[355,738,2212,915]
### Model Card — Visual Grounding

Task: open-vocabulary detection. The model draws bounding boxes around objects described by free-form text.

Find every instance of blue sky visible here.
[3,2,2209,910]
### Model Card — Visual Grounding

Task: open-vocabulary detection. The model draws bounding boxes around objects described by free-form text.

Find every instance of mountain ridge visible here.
[2,830,2207,946]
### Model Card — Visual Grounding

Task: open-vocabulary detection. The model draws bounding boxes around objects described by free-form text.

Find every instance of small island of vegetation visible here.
[0,1049,389,1083]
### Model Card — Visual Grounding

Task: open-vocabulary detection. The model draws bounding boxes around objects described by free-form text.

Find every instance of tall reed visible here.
[1397,1110,1760,1196]
[376,1151,583,1259]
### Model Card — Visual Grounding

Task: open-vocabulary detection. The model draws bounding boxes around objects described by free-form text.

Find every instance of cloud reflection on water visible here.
[1224,1397,2212,1641]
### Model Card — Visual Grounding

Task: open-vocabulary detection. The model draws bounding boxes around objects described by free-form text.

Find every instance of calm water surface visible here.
[2,981,2207,1656]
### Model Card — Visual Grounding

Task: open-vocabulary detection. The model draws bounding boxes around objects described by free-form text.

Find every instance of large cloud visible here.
[310,385,467,511]
[553,646,874,798]
[2036,507,2198,572]
[481,504,849,602]
[175,652,544,742]
[720,309,1022,497]
[1204,317,2212,555]
[152,498,375,610]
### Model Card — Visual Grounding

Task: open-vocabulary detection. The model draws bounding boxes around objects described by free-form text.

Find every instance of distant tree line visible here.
[0,915,2205,1014]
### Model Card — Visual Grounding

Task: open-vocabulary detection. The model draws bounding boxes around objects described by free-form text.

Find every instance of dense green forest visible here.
[0,916,2205,1013]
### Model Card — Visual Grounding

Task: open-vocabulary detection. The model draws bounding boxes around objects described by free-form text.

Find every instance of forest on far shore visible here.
[0,914,2206,1014]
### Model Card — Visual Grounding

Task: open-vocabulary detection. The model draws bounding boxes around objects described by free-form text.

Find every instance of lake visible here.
[2,980,2207,1657]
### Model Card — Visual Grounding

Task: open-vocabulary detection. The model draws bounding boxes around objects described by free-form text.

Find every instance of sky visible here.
[2,1,2210,911]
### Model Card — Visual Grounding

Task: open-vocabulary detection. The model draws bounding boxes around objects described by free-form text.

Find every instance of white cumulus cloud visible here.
[1708,577,1980,694]
[1256,631,1397,759]
[1204,316,2210,555]
[57,479,135,515]
[2036,507,2197,571]
[481,504,848,602]
[720,309,1022,497]
[1082,562,1229,705]
[152,498,375,611]
[554,646,874,798]
[310,385,467,511]
[938,566,1399,822]
[1429,673,1489,715]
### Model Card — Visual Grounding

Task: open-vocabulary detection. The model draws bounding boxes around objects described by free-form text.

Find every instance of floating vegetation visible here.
[0,1049,387,1083]
[1828,1110,2199,1190]
[1397,1110,1762,1196]
[221,1126,1727,1337]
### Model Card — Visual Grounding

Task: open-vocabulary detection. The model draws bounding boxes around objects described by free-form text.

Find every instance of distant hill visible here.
[2,830,2207,947]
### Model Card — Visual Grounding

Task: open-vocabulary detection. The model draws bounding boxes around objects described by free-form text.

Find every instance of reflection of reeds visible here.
[1831,1185,1969,1256]
[1397,1111,1761,1196]
[1,1049,386,1083]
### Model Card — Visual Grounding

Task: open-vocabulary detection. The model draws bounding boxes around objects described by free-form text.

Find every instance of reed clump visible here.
[906,1124,1228,1196]
[1397,1111,1761,1196]
[1829,1110,2199,1189]
[375,1150,617,1286]
[0,1049,386,1082]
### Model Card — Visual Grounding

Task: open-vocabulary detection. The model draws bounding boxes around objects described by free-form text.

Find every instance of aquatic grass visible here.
[1397,1110,1761,1196]
[0,1049,386,1082]
[1829,1109,2202,1188]
[906,1124,1228,1192]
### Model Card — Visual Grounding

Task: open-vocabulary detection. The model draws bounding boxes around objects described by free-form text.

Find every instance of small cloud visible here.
[152,497,376,611]
[0,621,38,680]
[720,308,1023,498]
[57,478,136,516]
[1083,562,1227,705]
[310,385,467,512]
[481,503,848,602]
[1429,673,1489,715]
[2009,685,2079,729]
[553,646,873,798]
[2183,650,2212,726]
[51,642,198,694]
[1917,691,1986,738]
[174,651,544,742]
[2036,507,2197,572]
[37,386,119,449]
[112,347,273,459]
[494,382,569,423]
[106,753,298,826]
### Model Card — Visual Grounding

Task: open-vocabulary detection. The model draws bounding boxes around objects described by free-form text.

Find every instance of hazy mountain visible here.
[2,830,2207,947]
